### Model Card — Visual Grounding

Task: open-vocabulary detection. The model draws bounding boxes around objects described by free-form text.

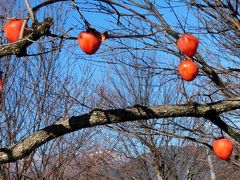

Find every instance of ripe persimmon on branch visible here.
[0,18,53,57]
[0,1,239,175]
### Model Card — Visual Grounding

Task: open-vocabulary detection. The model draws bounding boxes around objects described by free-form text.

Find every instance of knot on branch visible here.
[89,109,109,125]
[204,109,219,120]
[32,17,53,35]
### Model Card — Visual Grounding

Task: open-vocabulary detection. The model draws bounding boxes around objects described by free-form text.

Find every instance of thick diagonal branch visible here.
[0,98,239,163]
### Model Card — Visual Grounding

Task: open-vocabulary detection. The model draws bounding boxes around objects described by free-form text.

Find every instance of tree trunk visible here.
[144,129,164,180]
[152,151,164,180]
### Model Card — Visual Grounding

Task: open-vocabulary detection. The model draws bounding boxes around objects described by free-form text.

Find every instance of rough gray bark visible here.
[0,97,239,163]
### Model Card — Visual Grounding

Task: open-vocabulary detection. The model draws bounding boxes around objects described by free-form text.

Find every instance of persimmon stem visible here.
[101,31,109,43]
[24,0,35,22]
[221,130,224,138]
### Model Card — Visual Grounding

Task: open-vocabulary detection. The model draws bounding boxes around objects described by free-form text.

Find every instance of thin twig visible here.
[69,0,91,29]
[19,20,28,40]
[168,2,185,33]
[24,0,35,21]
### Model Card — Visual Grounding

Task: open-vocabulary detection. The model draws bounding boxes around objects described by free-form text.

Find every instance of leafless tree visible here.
[0,1,239,179]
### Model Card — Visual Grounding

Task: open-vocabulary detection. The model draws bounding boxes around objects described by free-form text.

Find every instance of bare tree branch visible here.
[32,0,68,13]
[0,97,239,163]
[24,0,35,22]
